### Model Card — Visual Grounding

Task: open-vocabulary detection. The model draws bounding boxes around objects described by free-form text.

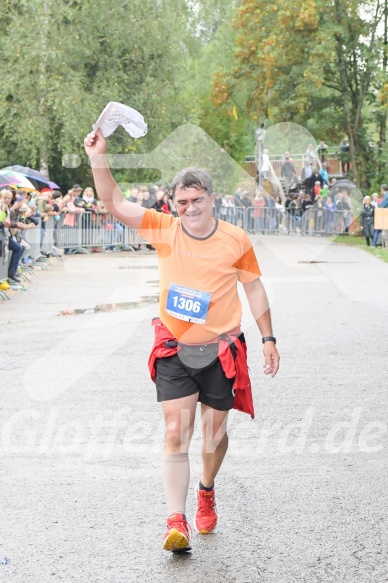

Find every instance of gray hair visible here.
[170,167,213,196]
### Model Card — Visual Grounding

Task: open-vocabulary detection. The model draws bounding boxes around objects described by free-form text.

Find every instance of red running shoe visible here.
[194,483,217,534]
[163,513,192,552]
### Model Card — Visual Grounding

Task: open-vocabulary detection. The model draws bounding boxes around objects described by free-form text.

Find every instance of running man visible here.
[84,129,280,553]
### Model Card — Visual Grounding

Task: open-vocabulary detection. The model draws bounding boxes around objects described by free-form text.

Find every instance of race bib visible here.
[166,283,211,324]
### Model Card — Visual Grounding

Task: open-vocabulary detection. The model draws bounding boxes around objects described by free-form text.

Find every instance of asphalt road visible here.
[1,235,387,583]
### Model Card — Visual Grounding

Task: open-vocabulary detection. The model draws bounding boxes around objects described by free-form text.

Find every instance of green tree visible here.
[214,0,387,187]
[0,0,190,186]
[175,0,255,165]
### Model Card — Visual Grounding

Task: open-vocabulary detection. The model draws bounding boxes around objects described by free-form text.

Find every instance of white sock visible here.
[162,452,190,515]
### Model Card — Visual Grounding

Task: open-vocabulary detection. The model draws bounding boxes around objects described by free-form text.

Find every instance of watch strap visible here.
[262,336,276,344]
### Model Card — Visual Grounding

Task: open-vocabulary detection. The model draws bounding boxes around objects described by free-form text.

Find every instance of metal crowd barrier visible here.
[1,207,386,287]
[216,206,355,236]
[53,208,361,245]
[56,212,145,252]
[24,218,42,260]
[40,216,56,255]
[0,229,10,283]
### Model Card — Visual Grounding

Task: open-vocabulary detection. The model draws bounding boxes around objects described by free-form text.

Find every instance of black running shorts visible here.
[154,343,235,411]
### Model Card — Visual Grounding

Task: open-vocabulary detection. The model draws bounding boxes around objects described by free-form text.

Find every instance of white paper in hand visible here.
[93,102,148,138]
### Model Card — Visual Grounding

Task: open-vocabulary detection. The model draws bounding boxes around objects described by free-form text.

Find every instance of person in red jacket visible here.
[84,129,280,554]
[161,193,171,214]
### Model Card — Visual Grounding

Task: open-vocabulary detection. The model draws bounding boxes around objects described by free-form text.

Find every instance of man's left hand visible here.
[263,343,280,378]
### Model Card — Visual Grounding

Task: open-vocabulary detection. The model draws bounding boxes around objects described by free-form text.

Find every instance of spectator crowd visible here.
[0,183,176,290]
[1,168,388,293]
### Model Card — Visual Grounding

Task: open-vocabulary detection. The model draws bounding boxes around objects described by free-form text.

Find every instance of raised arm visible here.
[84,129,145,230]
[243,277,280,378]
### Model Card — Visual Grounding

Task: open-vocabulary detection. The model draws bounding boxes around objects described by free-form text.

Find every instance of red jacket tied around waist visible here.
[148,318,254,418]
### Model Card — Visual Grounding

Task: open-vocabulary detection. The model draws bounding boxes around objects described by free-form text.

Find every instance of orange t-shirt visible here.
[140,210,261,344]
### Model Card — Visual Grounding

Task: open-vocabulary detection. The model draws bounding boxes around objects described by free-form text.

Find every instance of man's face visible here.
[174,187,214,232]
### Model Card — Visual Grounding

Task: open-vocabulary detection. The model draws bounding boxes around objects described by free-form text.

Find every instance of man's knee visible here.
[202,431,228,455]
[164,419,194,452]
[9,239,23,252]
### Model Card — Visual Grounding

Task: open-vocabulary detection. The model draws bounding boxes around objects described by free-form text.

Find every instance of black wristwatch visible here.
[262,336,276,344]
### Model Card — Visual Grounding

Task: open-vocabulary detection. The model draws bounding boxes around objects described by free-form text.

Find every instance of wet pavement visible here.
[0,237,387,583]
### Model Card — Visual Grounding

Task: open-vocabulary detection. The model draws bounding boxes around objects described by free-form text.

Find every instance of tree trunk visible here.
[39,152,49,179]
[38,1,51,179]
[333,0,359,185]
[378,0,387,181]
[354,123,371,189]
